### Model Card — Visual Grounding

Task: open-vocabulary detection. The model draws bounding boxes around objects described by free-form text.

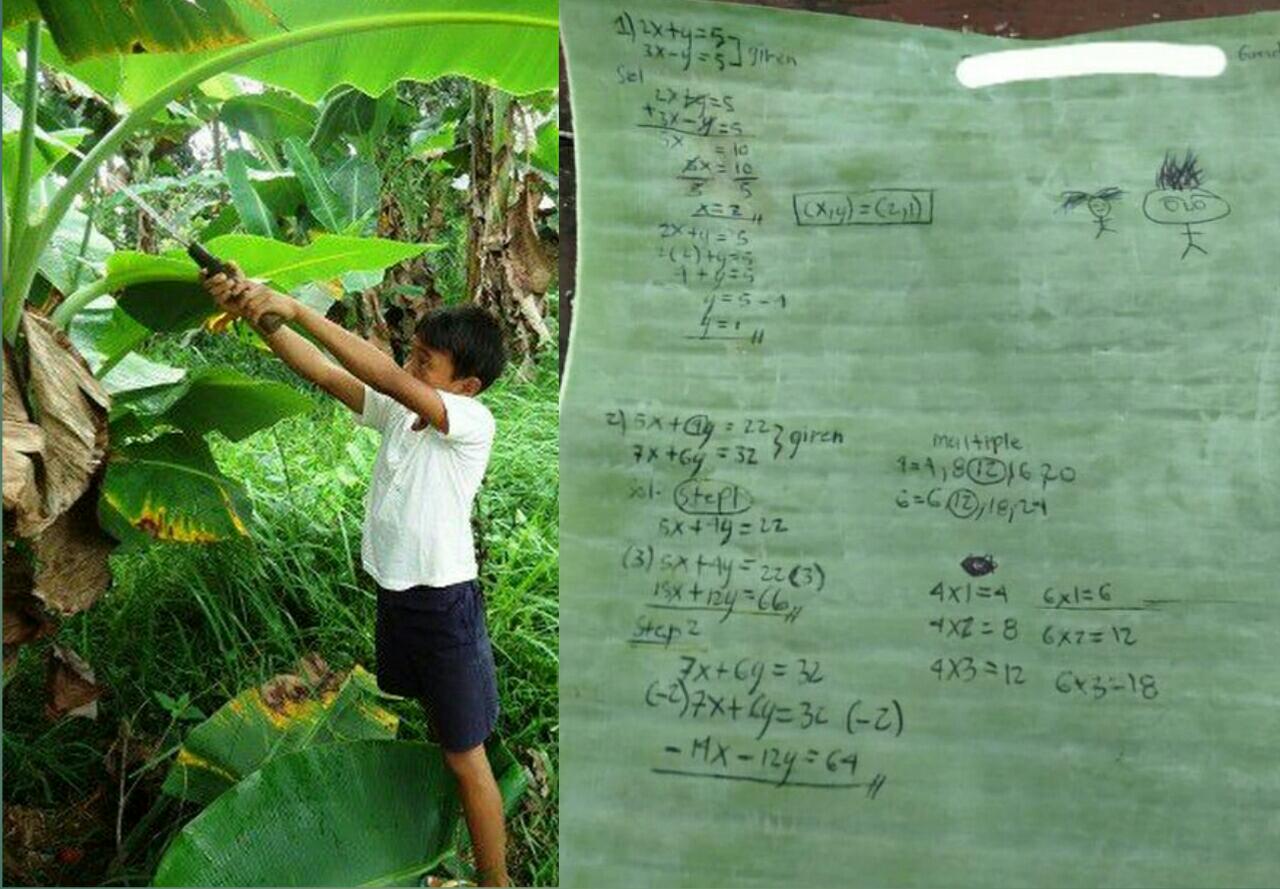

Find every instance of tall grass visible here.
[1,320,559,886]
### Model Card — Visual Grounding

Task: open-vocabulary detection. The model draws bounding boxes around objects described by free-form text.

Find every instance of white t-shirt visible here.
[357,384,495,590]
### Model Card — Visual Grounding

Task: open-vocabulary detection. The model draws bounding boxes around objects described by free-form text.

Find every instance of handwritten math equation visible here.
[924,575,1161,701]
[612,10,796,347]
[648,653,899,789]
[893,432,1079,524]
[613,11,799,73]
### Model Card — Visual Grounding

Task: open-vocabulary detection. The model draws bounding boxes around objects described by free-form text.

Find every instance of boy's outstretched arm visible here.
[204,268,448,434]
[202,268,365,413]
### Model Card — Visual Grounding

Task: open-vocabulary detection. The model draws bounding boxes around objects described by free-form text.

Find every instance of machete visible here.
[71,146,285,333]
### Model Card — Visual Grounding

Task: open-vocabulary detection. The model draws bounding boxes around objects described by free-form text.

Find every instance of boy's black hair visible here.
[414,304,507,391]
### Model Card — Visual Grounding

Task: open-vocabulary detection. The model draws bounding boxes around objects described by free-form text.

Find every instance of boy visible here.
[202,265,510,887]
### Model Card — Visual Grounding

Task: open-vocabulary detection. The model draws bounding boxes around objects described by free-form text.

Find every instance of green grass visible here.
[1,322,559,886]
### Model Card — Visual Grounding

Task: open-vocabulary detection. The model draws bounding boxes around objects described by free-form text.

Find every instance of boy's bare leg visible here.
[443,745,509,887]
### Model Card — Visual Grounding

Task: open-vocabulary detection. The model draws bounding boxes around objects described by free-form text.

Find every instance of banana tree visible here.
[3,1,558,339]
[467,83,558,380]
[1,2,556,684]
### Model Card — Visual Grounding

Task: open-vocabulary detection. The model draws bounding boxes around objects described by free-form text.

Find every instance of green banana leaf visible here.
[100,352,187,398]
[282,136,344,232]
[98,431,252,545]
[1,32,22,82]
[67,296,151,375]
[161,665,399,807]
[197,169,306,240]
[109,364,313,442]
[247,171,306,217]
[152,740,462,887]
[327,155,381,233]
[223,149,277,237]
[409,120,459,159]
[532,118,558,178]
[2,126,87,204]
[3,0,250,62]
[101,233,434,331]
[18,26,123,107]
[2,94,90,206]
[219,90,318,145]
[308,86,398,153]
[37,0,557,110]
[37,197,114,294]
[0,0,37,30]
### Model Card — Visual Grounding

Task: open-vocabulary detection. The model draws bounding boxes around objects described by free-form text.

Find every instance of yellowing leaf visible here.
[162,662,399,806]
[32,0,251,63]
[98,432,251,545]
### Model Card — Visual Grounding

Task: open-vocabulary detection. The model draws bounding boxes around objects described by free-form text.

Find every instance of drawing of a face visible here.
[1059,187,1123,239]
[1087,197,1113,220]
[1142,150,1230,259]
[1142,188,1231,226]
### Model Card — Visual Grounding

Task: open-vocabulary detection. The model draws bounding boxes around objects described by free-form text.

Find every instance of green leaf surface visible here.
[196,203,240,241]
[327,155,381,231]
[249,169,306,215]
[98,169,225,208]
[1,33,23,83]
[105,234,434,331]
[201,169,305,239]
[67,296,151,376]
[219,90,318,144]
[2,95,90,206]
[291,280,341,314]
[531,117,558,177]
[100,351,186,397]
[109,364,312,442]
[308,86,390,153]
[54,0,557,110]
[205,233,433,291]
[2,127,87,205]
[282,136,343,231]
[28,0,250,63]
[98,432,251,544]
[409,120,458,158]
[161,665,399,806]
[152,740,461,887]
[337,269,384,292]
[160,366,314,441]
[37,200,114,294]
[0,0,38,30]
[29,25,123,103]
[115,281,212,333]
[224,148,277,237]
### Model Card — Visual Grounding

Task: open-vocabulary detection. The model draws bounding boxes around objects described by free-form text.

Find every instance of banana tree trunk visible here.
[466,85,553,380]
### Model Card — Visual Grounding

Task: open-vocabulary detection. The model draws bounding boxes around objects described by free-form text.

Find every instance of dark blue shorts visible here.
[374,579,499,752]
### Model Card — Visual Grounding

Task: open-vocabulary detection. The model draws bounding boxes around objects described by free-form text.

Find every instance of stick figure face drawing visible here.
[1144,189,1231,225]
[1060,186,1124,238]
[1142,150,1231,259]
[1142,151,1231,226]
[1087,197,1114,220]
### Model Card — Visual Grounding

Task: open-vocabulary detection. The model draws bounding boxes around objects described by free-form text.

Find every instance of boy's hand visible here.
[234,283,298,328]
[198,261,297,328]
[199,260,250,314]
